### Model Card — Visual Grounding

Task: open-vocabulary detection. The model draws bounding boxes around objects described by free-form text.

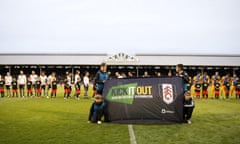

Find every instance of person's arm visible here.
[74,75,78,84]
[83,76,87,86]
[24,75,27,84]
[182,72,189,83]
[93,71,100,85]
[88,103,94,122]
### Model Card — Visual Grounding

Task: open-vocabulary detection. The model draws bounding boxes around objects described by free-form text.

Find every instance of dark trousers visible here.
[19,85,25,97]
[91,109,104,122]
[183,106,194,120]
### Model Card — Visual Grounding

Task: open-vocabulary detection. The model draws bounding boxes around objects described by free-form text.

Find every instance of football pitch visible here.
[0,88,240,144]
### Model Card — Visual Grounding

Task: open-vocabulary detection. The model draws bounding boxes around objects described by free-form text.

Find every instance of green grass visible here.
[0,87,240,144]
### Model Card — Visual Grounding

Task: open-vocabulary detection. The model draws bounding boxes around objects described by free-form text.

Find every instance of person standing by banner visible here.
[176,64,189,92]
[184,91,195,124]
[93,63,109,95]
[176,64,194,124]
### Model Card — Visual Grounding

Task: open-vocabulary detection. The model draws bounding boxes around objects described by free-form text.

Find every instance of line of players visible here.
[0,69,92,99]
[191,72,240,99]
[1,69,240,100]
[0,70,91,99]
[0,70,58,98]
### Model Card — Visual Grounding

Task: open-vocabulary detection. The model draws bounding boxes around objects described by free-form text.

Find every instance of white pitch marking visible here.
[128,124,137,144]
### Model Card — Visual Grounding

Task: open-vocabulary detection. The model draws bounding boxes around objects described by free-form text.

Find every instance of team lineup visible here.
[1,67,240,100]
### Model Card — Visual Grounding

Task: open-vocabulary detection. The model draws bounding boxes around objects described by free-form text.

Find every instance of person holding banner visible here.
[88,95,108,124]
[184,91,195,124]
[176,64,194,124]
[176,64,189,92]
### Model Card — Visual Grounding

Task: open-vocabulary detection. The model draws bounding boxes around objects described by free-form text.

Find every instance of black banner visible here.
[102,77,185,124]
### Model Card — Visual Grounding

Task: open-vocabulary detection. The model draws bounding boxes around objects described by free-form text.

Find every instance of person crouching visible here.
[88,95,109,124]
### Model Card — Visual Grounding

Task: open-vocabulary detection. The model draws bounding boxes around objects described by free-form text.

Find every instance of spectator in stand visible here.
[156,72,161,77]
[142,71,150,78]
[168,70,172,77]
[127,71,134,78]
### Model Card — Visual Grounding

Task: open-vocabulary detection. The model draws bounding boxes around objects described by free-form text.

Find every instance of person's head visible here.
[6,72,10,76]
[168,70,172,77]
[121,72,126,78]
[226,73,230,77]
[184,91,191,101]
[197,71,201,76]
[233,73,237,77]
[115,72,120,77]
[215,71,219,76]
[156,72,161,77]
[32,71,35,75]
[94,94,103,104]
[41,71,45,76]
[100,62,107,72]
[51,72,56,77]
[144,71,148,76]
[20,70,24,75]
[76,70,80,75]
[176,64,184,72]
[13,78,16,81]
[128,71,133,77]
[85,71,89,76]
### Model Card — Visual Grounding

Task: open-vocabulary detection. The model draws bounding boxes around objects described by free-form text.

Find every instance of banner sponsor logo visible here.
[106,83,153,104]
[161,109,175,114]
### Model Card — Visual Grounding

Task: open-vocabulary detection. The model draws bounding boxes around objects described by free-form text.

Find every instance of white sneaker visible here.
[97,121,102,124]
[187,120,192,124]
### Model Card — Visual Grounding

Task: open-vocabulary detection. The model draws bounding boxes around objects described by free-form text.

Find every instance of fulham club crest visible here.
[162,84,174,104]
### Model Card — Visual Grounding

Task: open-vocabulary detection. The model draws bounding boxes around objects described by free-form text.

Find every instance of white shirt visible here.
[18,75,26,85]
[30,74,38,84]
[118,75,123,78]
[83,76,89,86]
[67,76,72,85]
[40,75,47,85]
[74,74,80,84]
[47,75,54,85]
[5,75,12,86]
